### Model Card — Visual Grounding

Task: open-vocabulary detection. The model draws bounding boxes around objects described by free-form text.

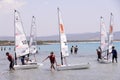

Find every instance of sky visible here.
[0,0,120,37]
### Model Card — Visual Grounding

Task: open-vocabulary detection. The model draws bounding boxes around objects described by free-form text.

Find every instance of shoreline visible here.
[0,40,120,46]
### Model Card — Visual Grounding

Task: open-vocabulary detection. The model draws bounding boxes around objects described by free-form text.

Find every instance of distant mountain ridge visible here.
[0,31,120,41]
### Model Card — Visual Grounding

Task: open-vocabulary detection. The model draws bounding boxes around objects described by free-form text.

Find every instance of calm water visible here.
[0,42,120,80]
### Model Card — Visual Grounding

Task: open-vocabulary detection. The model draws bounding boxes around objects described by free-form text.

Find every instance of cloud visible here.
[0,0,26,13]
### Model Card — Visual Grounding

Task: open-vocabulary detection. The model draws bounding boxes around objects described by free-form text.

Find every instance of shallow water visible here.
[0,42,120,80]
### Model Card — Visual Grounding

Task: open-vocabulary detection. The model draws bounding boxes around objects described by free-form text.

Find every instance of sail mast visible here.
[57,7,69,65]
[29,16,33,54]
[100,16,102,50]
[57,7,63,65]
[14,10,17,64]
[14,10,16,53]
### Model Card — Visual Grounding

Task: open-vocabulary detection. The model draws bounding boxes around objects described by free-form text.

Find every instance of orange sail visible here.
[57,7,69,58]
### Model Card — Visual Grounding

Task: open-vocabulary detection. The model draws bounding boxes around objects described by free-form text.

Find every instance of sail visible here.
[14,10,29,57]
[29,16,37,54]
[100,16,108,52]
[58,8,69,57]
[108,13,114,53]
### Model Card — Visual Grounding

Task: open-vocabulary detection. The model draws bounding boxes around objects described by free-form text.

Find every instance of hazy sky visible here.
[0,0,120,37]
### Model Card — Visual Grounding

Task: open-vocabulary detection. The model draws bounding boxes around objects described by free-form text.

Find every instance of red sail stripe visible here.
[109,25,113,34]
[60,24,64,33]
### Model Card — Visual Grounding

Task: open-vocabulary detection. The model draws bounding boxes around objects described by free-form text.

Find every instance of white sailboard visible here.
[28,16,42,65]
[57,8,89,70]
[98,16,109,63]
[98,14,114,63]
[29,16,38,55]
[14,10,41,70]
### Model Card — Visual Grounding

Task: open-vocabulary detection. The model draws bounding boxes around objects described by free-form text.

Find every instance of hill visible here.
[0,31,120,41]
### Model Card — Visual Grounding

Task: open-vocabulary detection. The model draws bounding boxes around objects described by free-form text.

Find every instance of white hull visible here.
[98,59,111,64]
[14,62,43,70]
[57,63,89,71]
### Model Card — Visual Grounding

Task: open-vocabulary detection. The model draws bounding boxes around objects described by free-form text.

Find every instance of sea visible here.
[0,41,120,80]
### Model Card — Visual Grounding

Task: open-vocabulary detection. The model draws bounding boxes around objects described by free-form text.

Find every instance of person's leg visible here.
[12,61,15,70]
[50,63,53,71]
[107,54,108,60]
[115,58,117,63]
[51,64,55,69]
[10,62,12,70]
[21,59,25,65]
[97,55,99,61]
[112,56,114,63]
[52,64,55,70]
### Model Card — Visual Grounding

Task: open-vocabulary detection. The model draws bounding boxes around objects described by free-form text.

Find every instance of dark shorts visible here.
[112,55,117,59]
[50,61,55,64]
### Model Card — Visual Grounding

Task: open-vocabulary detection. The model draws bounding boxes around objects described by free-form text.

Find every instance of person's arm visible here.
[42,56,49,62]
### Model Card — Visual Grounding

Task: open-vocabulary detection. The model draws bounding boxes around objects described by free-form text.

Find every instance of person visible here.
[1,47,3,51]
[24,55,31,63]
[4,47,6,51]
[74,45,78,54]
[111,46,117,63]
[6,52,15,70]
[96,47,102,61]
[14,52,17,65]
[21,56,25,65]
[42,52,57,71]
[98,46,102,52]
[106,49,109,60]
[70,46,74,54]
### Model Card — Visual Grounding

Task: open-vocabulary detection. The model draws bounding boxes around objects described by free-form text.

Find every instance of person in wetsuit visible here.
[111,46,117,63]
[42,52,57,71]
[96,46,102,61]
[96,49,102,61]
[6,52,15,70]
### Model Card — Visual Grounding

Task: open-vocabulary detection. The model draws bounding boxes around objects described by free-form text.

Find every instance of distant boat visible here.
[98,13,114,63]
[56,8,89,70]
[14,10,41,70]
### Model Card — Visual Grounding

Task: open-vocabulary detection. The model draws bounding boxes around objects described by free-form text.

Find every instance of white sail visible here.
[108,13,114,53]
[100,16,108,52]
[14,10,29,57]
[57,8,90,70]
[29,16,37,54]
[58,8,69,57]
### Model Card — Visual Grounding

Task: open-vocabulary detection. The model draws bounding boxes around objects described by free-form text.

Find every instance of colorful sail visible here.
[14,10,29,57]
[100,16,108,52]
[57,8,69,57]
[29,16,38,54]
[108,13,114,53]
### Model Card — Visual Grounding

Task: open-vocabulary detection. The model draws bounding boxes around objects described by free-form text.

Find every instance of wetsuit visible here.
[7,54,14,70]
[112,49,117,62]
[49,55,55,64]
